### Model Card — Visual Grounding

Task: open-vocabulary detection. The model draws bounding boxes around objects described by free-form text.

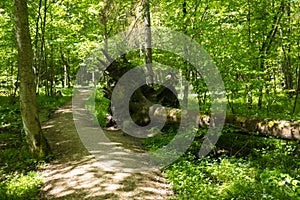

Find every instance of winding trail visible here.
[40,88,173,199]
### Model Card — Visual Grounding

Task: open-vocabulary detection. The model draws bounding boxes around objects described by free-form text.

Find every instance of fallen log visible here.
[98,50,300,141]
[149,107,300,141]
[225,115,300,141]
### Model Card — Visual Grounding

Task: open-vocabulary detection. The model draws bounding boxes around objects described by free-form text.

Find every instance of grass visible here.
[0,87,73,200]
[85,87,110,127]
[142,125,300,199]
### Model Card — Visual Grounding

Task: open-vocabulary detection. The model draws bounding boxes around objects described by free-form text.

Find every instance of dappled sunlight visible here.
[43,124,54,129]
[54,108,73,114]
[41,155,172,199]
[40,91,172,199]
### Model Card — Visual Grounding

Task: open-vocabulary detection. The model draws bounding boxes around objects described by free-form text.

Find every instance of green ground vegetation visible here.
[0,88,72,199]
[143,124,300,199]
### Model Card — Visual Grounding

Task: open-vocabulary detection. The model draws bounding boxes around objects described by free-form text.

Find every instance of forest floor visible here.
[39,89,173,199]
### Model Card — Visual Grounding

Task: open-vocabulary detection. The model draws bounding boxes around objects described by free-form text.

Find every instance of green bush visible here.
[0,171,42,200]
[0,147,40,173]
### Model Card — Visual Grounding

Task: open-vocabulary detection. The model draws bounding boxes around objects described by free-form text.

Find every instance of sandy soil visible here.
[40,89,173,199]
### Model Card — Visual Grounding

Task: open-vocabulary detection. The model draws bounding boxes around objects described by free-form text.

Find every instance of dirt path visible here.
[40,88,173,199]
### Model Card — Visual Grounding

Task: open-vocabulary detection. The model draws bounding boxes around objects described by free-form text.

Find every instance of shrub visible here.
[0,171,42,200]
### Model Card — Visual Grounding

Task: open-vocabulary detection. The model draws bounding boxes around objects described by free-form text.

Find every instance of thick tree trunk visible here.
[14,0,49,158]
[99,51,299,141]
[151,107,300,141]
[225,115,300,141]
[99,46,299,142]
[99,50,179,127]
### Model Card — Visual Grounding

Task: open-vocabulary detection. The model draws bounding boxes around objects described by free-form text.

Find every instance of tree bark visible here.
[152,105,300,141]
[143,0,154,85]
[99,50,179,127]
[14,0,49,158]
[151,107,300,141]
[99,50,300,141]
[224,114,300,141]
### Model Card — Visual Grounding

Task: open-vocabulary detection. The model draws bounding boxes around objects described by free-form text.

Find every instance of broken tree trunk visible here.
[99,50,179,127]
[225,115,300,141]
[150,107,300,141]
[98,50,300,141]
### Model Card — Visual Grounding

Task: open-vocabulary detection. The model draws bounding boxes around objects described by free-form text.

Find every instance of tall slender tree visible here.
[14,0,49,158]
[143,0,154,85]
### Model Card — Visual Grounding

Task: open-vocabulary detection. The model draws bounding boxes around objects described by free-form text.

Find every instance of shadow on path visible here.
[40,88,173,199]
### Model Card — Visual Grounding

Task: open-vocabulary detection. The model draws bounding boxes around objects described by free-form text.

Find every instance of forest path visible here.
[40,88,173,199]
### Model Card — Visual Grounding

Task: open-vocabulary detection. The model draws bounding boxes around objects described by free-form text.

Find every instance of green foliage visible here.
[37,88,73,122]
[0,88,72,200]
[0,171,42,200]
[1,0,299,198]
[0,99,21,130]
[86,88,110,127]
[165,155,300,199]
[0,146,43,200]
[0,88,72,130]
[142,125,178,151]
[227,90,300,120]
[144,125,300,199]
[0,146,42,173]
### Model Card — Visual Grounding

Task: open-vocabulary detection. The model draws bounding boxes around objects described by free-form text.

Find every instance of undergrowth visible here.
[0,87,72,199]
[143,125,300,199]
[85,87,110,127]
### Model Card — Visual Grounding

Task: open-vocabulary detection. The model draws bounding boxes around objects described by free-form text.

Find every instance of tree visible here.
[14,0,49,158]
[143,0,154,85]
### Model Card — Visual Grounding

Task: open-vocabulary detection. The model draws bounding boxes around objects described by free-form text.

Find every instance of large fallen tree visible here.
[151,107,300,141]
[98,50,179,126]
[225,114,300,141]
[97,50,300,142]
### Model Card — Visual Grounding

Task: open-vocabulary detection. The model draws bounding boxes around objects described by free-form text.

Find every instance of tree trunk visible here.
[99,50,179,127]
[282,0,293,91]
[99,50,300,141]
[152,107,300,141]
[293,44,300,114]
[143,0,154,85]
[182,0,189,108]
[225,114,300,141]
[14,0,49,158]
